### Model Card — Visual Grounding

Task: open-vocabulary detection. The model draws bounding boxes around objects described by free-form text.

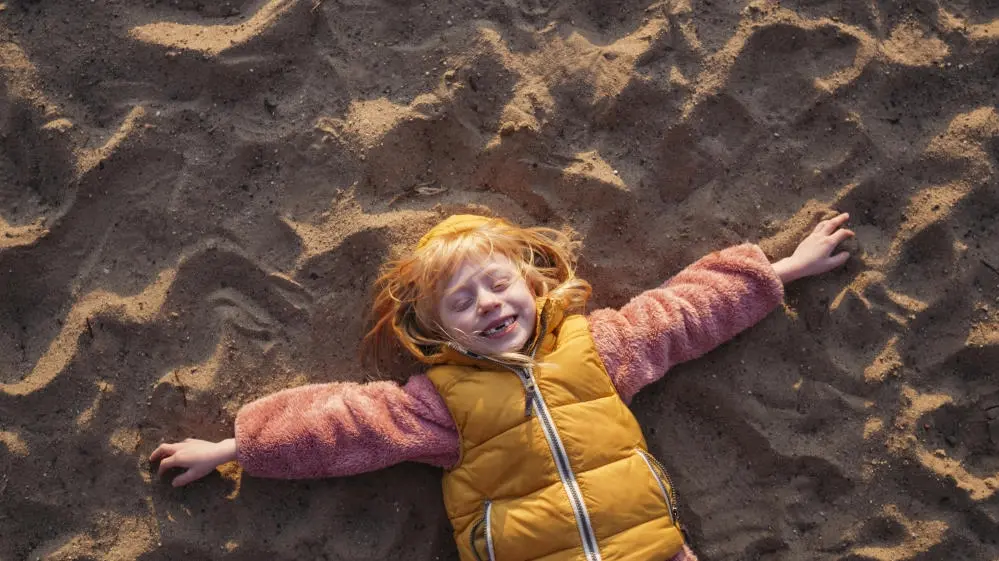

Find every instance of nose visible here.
[477,290,500,314]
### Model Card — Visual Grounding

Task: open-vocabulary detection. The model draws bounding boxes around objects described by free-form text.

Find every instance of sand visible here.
[1,0,998,559]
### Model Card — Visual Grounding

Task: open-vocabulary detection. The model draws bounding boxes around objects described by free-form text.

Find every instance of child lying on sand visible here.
[152,212,854,561]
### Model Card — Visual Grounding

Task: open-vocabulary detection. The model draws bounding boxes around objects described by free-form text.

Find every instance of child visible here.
[151,212,854,561]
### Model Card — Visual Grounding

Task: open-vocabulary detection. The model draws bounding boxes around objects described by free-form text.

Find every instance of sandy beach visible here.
[1,0,998,559]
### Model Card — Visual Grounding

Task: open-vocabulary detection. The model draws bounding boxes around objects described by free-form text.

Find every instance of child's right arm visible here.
[149,374,460,486]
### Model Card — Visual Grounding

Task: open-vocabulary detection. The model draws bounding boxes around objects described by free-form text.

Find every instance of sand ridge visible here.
[1,0,998,559]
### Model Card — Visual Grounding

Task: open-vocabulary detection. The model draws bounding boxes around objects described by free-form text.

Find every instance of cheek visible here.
[437,309,457,331]
[516,283,536,308]
[439,309,472,336]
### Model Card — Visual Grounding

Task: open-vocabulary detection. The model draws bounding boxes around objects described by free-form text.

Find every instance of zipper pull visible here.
[520,372,536,417]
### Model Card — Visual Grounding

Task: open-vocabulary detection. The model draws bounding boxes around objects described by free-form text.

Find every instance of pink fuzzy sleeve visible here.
[588,244,784,403]
[234,374,460,478]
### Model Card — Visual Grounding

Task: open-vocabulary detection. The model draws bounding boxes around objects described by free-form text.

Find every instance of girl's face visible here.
[437,253,537,356]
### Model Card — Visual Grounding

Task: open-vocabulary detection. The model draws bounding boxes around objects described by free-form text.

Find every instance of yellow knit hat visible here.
[416,214,504,250]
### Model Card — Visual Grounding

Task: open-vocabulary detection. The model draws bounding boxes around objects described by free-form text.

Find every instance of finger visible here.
[821,213,850,234]
[829,228,855,245]
[828,251,850,268]
[172,468,206,487]
[149,443,177,463]
[157,455,179,477]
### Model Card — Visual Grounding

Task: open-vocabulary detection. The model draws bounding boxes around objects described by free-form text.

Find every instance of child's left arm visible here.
[589,212,853,403]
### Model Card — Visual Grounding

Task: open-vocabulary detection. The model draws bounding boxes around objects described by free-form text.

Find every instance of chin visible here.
[502,332,531,354]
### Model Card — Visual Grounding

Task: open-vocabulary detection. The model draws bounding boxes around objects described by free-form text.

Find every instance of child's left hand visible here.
[772,212,855,284]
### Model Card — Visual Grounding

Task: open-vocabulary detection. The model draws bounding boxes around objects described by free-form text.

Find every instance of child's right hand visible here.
[771,212,855,284]
[149,438,237,487]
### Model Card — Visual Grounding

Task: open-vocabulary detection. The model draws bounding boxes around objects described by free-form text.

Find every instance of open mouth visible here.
[479,315,516,338]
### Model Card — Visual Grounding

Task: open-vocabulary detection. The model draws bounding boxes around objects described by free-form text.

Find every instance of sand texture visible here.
[2,0,999,559]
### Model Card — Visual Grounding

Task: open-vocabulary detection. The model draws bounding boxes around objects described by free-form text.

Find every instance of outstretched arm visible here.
[150,374,460,486]
[234,375,458,479]
[589,212,854,403]
[588,243,785,403]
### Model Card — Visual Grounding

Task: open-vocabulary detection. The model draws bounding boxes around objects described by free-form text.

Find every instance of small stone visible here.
[933,449,946,458]
[987,407,999,420]
[945,435,958,446]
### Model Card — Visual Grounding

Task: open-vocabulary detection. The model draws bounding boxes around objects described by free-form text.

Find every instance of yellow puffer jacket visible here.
[427,298,685,561]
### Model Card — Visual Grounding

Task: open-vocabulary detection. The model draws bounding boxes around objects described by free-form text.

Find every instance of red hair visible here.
[362,215,590,374]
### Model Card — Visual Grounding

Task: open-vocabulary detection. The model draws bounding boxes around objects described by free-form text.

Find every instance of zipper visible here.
[470,518,486,561]
[519,363,602,561]
[470,500,496,561]
[484,499,496,561]
[519,373,536,417]
[449,309,603,561]
[635,448,679,524]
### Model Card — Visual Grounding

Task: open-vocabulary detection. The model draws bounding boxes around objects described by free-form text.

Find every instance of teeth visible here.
[482,317,513,336]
